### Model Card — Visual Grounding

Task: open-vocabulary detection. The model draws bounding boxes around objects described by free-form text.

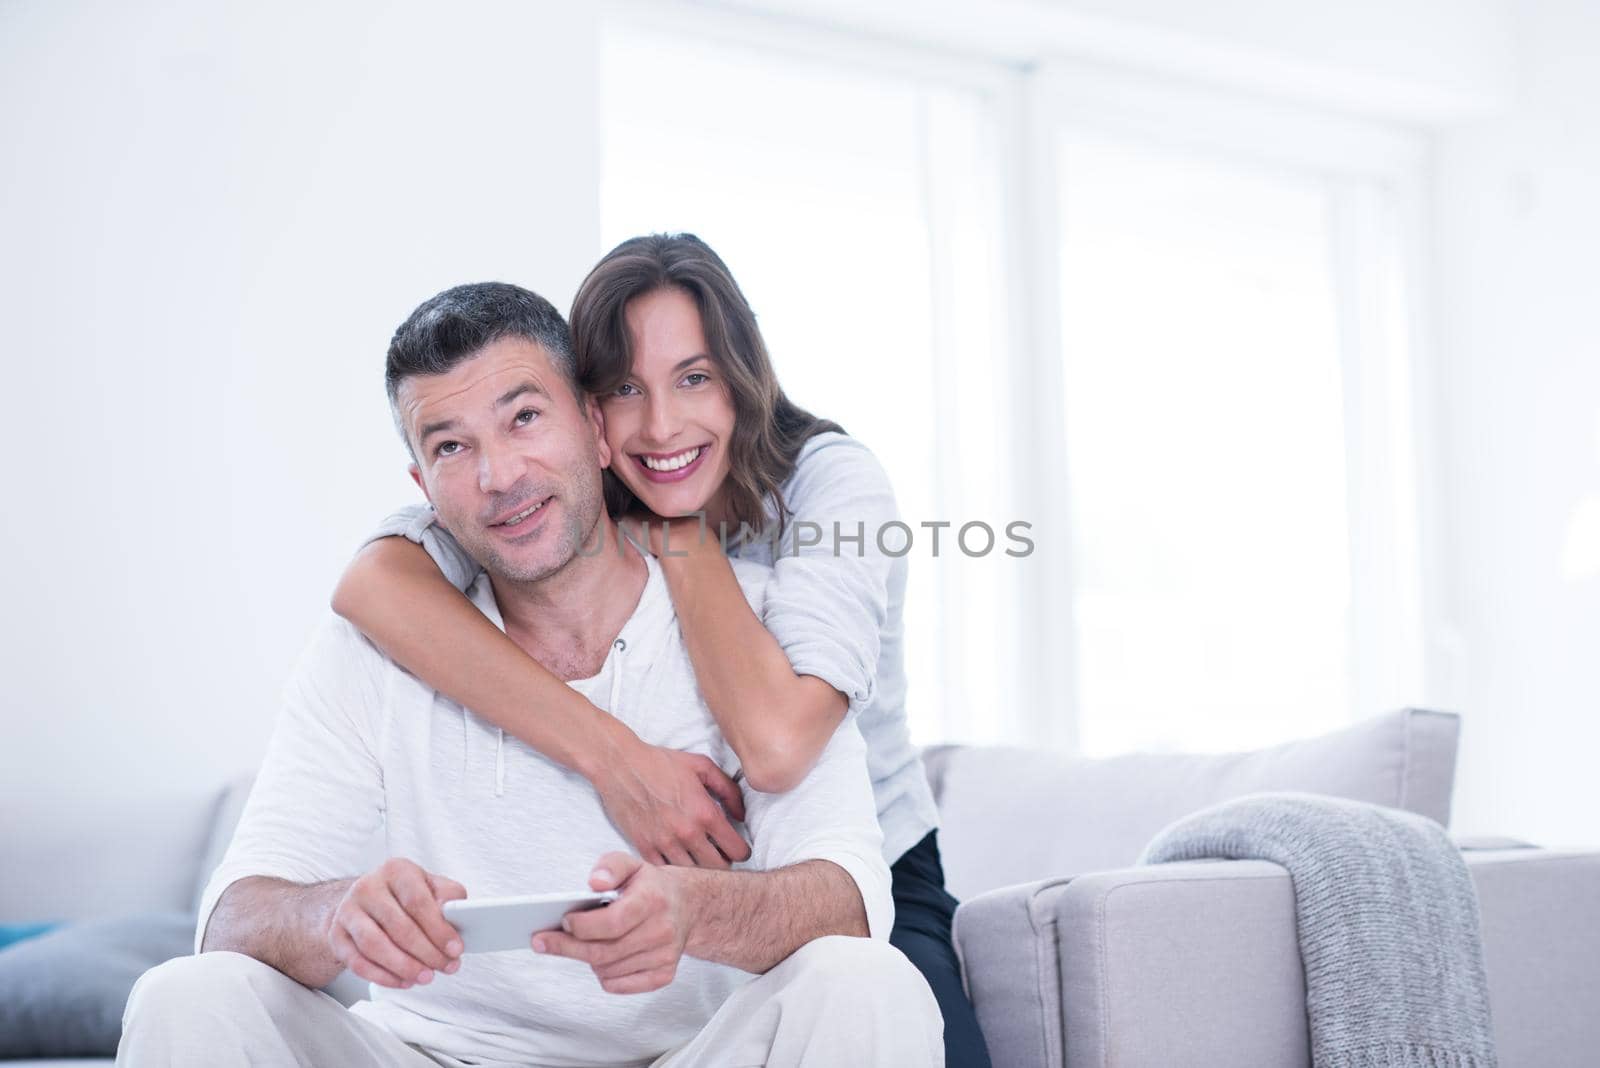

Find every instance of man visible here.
[118,283,943,1067]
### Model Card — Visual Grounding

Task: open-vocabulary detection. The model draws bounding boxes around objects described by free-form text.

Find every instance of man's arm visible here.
[194,616,385,955]
[202,876,352,989]
[677,858,866,972]
[204,859,469,990]
[196,616,470,993]
[536,853,866,993]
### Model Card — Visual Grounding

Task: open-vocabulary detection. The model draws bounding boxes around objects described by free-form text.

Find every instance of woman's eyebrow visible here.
[671,355,711,373]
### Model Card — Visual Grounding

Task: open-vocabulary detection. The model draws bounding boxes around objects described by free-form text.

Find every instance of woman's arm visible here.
[331,537,750,867]
[652,521,847,794]
[639,437,901,795]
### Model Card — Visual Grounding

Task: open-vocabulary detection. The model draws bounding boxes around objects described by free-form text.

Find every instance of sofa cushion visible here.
[0,790,218,924]
[930,708,1458,900]
[0,922,58,950]
[0,912,193,1058]
[190,774,256,912]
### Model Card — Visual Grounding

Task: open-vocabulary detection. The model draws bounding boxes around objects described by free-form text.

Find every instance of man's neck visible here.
[487,517,646,681]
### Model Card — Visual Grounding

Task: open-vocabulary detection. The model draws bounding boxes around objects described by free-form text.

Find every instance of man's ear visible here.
[408,463,431,505]
[587,397,612,470]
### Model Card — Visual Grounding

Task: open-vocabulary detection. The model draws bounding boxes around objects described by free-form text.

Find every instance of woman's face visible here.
[599,286,737,520]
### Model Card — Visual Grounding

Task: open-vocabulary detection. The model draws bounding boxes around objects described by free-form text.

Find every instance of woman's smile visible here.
[632,443,712,483]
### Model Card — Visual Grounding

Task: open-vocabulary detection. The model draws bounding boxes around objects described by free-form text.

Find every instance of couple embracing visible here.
[118,234,990,1068]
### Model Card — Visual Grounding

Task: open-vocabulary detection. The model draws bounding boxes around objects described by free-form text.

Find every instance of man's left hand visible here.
[532,853,694,994]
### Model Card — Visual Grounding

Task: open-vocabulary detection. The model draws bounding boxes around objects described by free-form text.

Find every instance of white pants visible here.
[118,936,944,1068]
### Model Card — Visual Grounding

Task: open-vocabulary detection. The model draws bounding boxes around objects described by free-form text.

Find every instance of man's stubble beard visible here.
[446,469,607,586]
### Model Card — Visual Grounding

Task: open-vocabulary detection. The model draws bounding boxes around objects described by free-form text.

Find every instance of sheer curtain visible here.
[600,18,1013,744]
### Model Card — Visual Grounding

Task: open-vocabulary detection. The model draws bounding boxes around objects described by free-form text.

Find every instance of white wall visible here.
[0,0,600,813]
[1431,0,1600,846]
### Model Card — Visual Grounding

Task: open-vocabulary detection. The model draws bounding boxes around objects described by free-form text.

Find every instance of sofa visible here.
[929,709,1600,1067]
[2,708,1596,1065]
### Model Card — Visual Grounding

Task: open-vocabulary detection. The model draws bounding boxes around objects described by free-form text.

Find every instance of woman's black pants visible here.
[889,831,992,1068]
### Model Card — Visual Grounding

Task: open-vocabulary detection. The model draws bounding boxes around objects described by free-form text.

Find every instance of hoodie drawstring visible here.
[494,728,506,797]
[490,638,625,799]
[610,637,626,712]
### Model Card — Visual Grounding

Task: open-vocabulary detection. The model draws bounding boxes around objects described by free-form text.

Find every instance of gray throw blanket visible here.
[1139,792,1497,1068]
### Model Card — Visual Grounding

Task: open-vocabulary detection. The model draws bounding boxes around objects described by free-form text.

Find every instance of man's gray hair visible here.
[385,282,578,453]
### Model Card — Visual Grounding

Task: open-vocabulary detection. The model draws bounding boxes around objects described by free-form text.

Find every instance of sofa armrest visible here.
[953,848,1600,1068]
[1467,847,1600,1066]
[952,876,1076,1068]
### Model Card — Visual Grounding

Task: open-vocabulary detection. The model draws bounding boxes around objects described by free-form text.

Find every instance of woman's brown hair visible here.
[570,233,843,534]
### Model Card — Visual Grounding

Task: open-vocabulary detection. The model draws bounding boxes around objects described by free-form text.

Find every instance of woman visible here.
[333,234,990,1066]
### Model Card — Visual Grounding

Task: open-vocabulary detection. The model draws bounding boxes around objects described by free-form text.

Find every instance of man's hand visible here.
[533,853,693,994]
[328,858,466,989]
[592,736,751,869]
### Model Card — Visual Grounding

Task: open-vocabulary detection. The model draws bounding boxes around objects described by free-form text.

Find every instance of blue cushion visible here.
[0,911,194,1057]
[0,922,59,950]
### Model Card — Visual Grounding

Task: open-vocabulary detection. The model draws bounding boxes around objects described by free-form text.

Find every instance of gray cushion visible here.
[0,791,216,923]
[931,708,1459,900]
[0,912,194,1058]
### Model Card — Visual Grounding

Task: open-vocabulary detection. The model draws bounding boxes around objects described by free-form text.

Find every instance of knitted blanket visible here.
[1139,792,1497,1068]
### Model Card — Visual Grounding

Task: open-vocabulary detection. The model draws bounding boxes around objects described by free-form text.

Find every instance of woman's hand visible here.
[592,733,751,868]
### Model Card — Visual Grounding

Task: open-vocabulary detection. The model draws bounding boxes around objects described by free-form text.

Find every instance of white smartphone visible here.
[443,891,619,953]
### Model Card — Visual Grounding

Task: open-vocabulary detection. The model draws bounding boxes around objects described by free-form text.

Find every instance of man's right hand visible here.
[328,858,466,988]
[593,737,751,869]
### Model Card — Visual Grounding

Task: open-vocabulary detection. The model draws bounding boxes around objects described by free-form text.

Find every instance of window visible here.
[1033,66,1428,754]
[600,11,1015,743]
[1058,130,1353,754]
[599,13,1429,757]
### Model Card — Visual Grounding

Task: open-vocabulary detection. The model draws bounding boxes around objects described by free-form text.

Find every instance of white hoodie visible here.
[197,554,890,1068]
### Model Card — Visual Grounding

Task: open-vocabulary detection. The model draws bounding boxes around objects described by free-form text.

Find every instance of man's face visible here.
[399,336,610,583]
